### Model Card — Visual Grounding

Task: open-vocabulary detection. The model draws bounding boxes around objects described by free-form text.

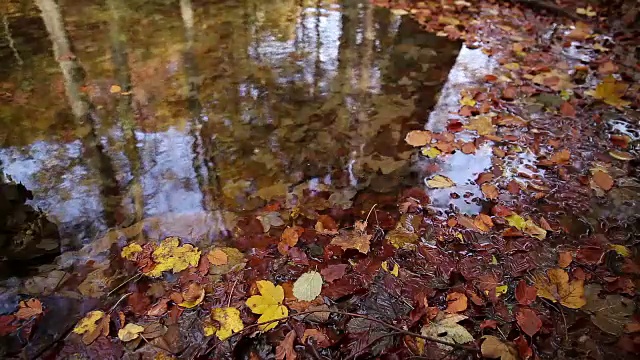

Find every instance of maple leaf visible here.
[481,335,519,360]
[15,298,43,319]
[121,243,142,260]
[118,323,145,342]
[206,307,244,340]
[293,271,323,301]
[331,231,372,254]
[425,175,455,188]
[276,330,297,360]
[145,237,201,277]
[533,268,586,309]
[246,280,289,331]
[585,76,631,108]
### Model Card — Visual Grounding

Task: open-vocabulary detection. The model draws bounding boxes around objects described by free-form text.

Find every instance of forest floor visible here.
[1,0,640,359]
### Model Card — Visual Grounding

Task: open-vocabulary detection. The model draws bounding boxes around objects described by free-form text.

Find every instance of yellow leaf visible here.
[464,115,495,135]
[118,323,145,342]
[178,288,205,308]
[610,244,630,257]
[576,6,596,17]
[203,322,216,337]
[421,147,441,158]
[534,268,586,309]
[146,237,201,277]
[121,243,142,260]
[211,307,244,340]
[504,62,520,71]
[438,16,460,25]
[382,261,399,277]
[490,255,498,265]
[109,85,122,93]
[459,96,476,107]
[426,175,455,188]
[495,285,508,296]
[585,76,631,108]
[73,310,106,335]
[246,280,289,331]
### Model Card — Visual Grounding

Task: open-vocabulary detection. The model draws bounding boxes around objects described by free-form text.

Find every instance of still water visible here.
[0,0,470,250]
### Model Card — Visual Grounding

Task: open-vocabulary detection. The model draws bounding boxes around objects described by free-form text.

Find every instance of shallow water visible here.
[0,0,471,249]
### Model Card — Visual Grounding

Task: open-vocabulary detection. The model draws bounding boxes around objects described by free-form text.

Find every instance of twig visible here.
[364,204,378,224]
[108,292,132,314]
[541,298,568,341]
[107,271,142,296]
[227,278,239,307]
[347,331,401,360]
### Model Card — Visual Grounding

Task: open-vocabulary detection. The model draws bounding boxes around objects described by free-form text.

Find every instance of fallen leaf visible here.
[592,170,614,191]
[386,227,419,248]
[481,335,518,360]
[73,310,106,339]
[421,147,441,158]
[121,243,143,260]
[276,330,297,360]
[293,271,323,301]
[405,130,432,147]
[515,280,537,305]
[109,85,122,93]
[585,76,631,108]
[461,142,476,154]
[609,244,630,257]
[15,299,43,319]
[558,251,572,268]
[178,283,205,308]
[321,264,348,283]
[258,212,285,232]
[460,96,476,107]
[576,6,596,17]
[210,307,244,340]
[426,175,455,188]
[146,237,201,277]
[246,280,289,331]
[421,314,473,350]
[445,292,468,313]
[550,149,571,164]
[118,323,145,342]
[534,268,586,308]
[331,231,372,254]
[584,284,635,336]
[207,249,229,266]
[609,150,634,161]
[302,329,331,347]
[516,308,542,336]
[505,214,546,239]
[464,115,495,135]
[252,182,289,201]
[481,183,499,200]
[381,261,399,277]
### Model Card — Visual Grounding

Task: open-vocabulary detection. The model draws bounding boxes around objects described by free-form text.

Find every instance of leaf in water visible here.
[109,85,122,93]
[421,147,441,158]
[246,280,289,331]
[481,335,519,360]
[257,212,285,232]
[583,284,635,335]
[609,150,634,161]
[385,227,419,249]
[516,308,542,336]
[459,96,476,107]
[381,261,399,277]
[146,237,201,277]
[252,182,289,201]
[405,130,432,147]
[576,6,597,17]
[328,188,357,209]
[73,310,108,345]
[505,214,546,239]
[445,292,468,313]
[121,243,142,260]
[118,323,145,342]
[426,175,455,188]
[78,265,112,297]
[276,330,297,360]
[293,271,323,302]
[210,307,244,340]
[207,249,228,266]
[481,183,499,200]
[558,251,573,268]
[464,115,495,135]
[331,231,372,254]
[209,247,246,275]
[533,268,586,309]
[15,299,43,319]
[585,76,631,108]
[420,314,473,350]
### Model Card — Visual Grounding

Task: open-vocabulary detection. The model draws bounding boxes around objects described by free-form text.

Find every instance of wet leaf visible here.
[381,261,399,277]
[421,147,441,158]
[302,329,330,347]
[584,284,635,336]
[516,308,542,336]
[253,182,289,201]
[460,96,476,107]
[534,268,586,308]
[73,311,106,336]
[321,264,348,283]
[405,130,432,147]
[610,244,630,257]
[118,323,145,342]
[121,243,143,260]
[146,237,201,277]
[445,292,468,313]
[331,232,371,254]
[577,6,597,17]
[258,212,285,232]
[481,183,499,200]
[505,214,546,239]
[592,170,614,191]
[426,175,455,188]
[385,227,419,249]
[276,330,297,360]
[558,251,572,268]
[15,298,43,319]
[207,249,228,266]
[210,307,244,340]
[246,280,289,331]
[421,314,473,350]
[464,115,495,135]
[585,76,631,108]
[178,283,205,308]
[293,271,323,301]
[109,85,122,93]
[609,150,634,161]
[481,335,518,360]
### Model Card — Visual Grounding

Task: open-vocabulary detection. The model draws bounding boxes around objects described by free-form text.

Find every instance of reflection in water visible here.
[0,0,461,247]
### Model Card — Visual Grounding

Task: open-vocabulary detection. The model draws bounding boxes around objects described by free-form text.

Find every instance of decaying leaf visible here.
[178,283,205,308]
[207,249,229,266]
[321,264,348,283]
[276,330,297,360]
[425,175,455,188]
[420,314,473,350]
[445,292,468,313]
[533,268,586,309]
[592,170,614,191]
[516,308,542,336]
[118,323,145,342]
[146,237,201,277]
[481,335,518,360]
[464,115,495,135]
[73,310,106,335]
[293,271,323,302]
[331,231,372,254]
[381,261,399,276]
[584,284,635,336]
[246,280,289,331]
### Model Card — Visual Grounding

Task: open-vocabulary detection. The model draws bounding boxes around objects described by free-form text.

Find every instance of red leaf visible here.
[480,319,498,329]
[515,280,537,305]
[320,264,348,283]
[516,308,542,336]
[559,102,576,117]
[276,330,297,360]
[514,335,533,359]
[0,315,18,336]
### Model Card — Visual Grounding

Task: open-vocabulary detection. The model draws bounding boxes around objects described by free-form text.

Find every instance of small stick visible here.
[364,203,378,224]
[227,278,239,307]
[108,292,132,314]
[107,272,142,296]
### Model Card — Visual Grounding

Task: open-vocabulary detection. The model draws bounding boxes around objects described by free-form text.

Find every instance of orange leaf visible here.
[445,292,468,313]
[207,249,228,266]
[276,330,297,360]
[534,268,586,308]
[481,183,499,200]
[15,299,43,320]
[558,251,572,268]
[592,170,614,191]
[516,308,542,336]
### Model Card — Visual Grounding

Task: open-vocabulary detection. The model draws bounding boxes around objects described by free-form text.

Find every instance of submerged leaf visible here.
[426,175,455,188]
[585,76,631,108]
[584,284,635,336]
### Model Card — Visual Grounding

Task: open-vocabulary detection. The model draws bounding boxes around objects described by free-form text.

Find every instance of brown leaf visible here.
[480,319,498,329]
[461,142,476,154]
[315,215,338,235]
[516,308,542,336]
[534,268,586,308]
[147,299,170,316]
[320,264,348,283]
[550,149,571,164]
[515,280,537,306]
[559,102,576,117]
[182,283,204,303]
[476,172,494,185]
[457,215,483,232]
[302,329,331,348]
[514,335,533,360]
[405,130,432,147]
[481,335,519,360]
[558,251,572,268]
[445,292,468,313]
[481,183,499,200]
[207,249,228,266]
[15,299,43,320]
[330,232,371,254]
[592,170,614,191]
[82,315,109,345]
[276,330,297,360]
